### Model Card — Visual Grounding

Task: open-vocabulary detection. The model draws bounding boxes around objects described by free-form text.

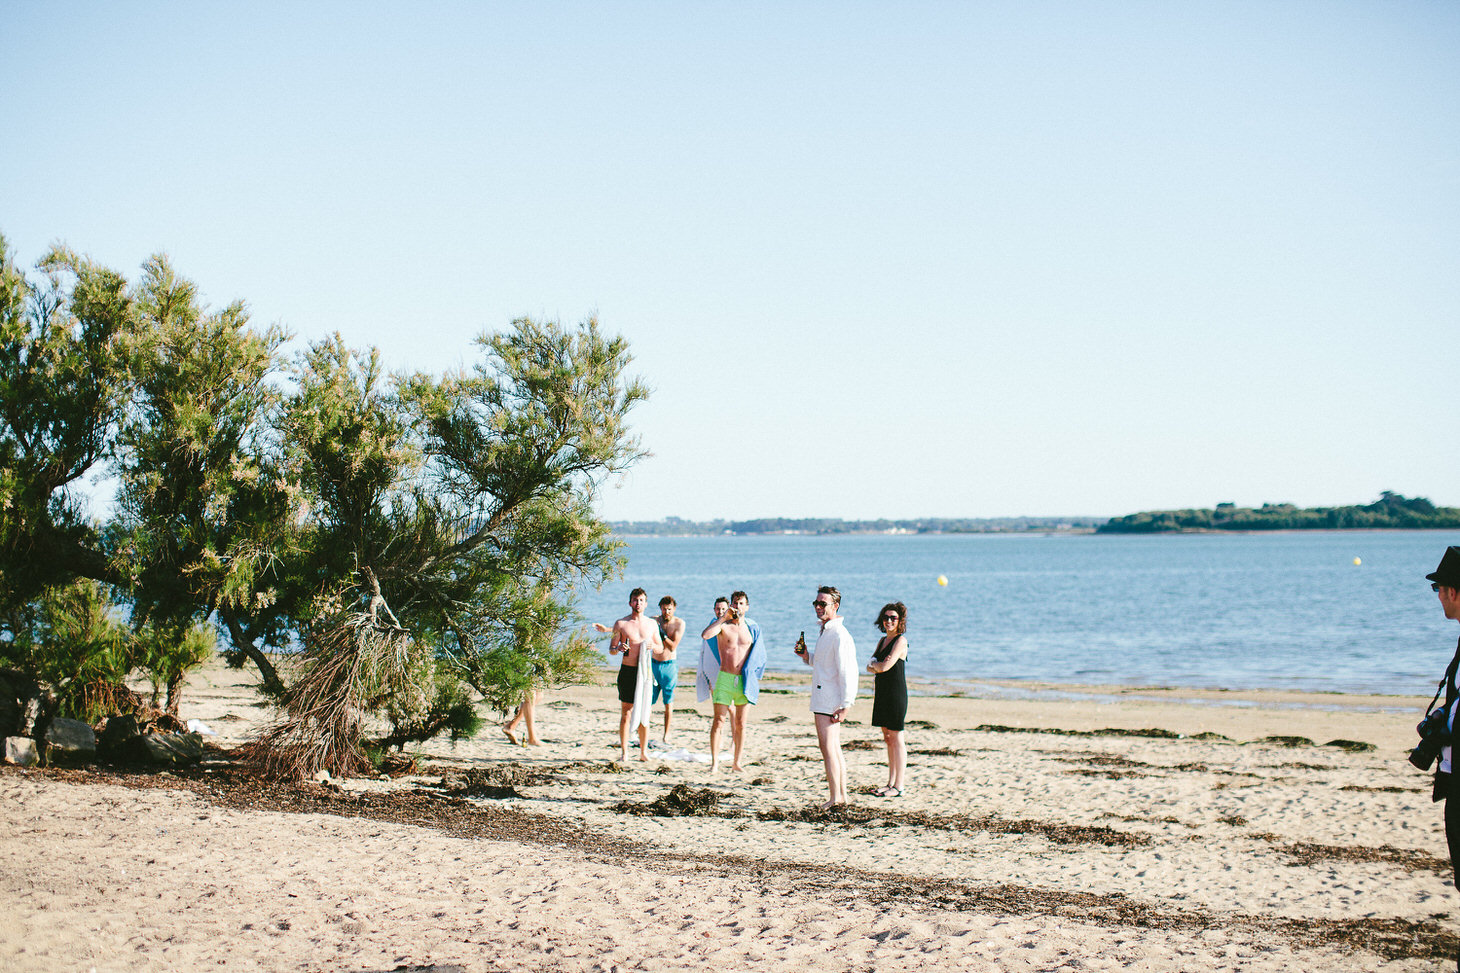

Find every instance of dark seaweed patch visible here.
[976,725,1180,740]
[615,784,733,817]
[1252,736,1314,748]
[1325,739,1377,753]
[1263,838,1450,876]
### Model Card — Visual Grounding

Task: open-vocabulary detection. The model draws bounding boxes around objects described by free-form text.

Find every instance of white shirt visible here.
[808,616,858,714]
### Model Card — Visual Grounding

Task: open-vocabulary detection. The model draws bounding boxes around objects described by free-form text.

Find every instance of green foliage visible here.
[0,579,133,723]
[0,235,648,775]
[0,239,132,605]
[133,621,215,715]
[0,579,214,723]
[1097,493,1460,533]
[377,666,484,751]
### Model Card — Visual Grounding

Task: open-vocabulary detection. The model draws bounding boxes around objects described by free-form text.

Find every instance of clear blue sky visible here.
[3,1,1456,521]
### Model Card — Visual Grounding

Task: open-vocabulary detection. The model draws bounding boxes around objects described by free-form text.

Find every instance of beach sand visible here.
[2,659,1456,972]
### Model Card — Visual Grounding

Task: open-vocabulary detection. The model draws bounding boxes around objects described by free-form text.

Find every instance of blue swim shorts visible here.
[651,660,678,704]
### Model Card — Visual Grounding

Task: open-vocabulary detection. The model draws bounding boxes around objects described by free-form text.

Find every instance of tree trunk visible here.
[164,671,184,716]
[222,613,284,696]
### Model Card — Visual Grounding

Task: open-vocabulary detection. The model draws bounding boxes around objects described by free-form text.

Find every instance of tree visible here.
[257,320,647,777]
[0,235,649,777]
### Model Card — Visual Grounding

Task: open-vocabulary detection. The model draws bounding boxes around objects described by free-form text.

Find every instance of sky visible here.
[2,1,1457,522]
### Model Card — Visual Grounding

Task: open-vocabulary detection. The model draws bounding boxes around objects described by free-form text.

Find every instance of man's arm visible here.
[608,618,633,654]
[701,617,726,641]
[655,619,684,661]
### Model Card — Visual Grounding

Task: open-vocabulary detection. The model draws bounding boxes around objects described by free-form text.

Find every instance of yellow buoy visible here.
[937,575,948,587]
[1352,557,1362,566]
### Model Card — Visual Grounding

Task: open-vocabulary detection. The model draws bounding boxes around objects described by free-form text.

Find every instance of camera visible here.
[1409,707,1451,771]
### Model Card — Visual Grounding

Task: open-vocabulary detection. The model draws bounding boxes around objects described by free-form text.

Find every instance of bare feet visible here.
[818,799,843,811]
[502,724,519,746]
[731,763,744,772]
[526,737,541,746]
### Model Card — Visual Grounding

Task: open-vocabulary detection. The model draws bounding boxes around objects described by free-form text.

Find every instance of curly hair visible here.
[875,601,907,637]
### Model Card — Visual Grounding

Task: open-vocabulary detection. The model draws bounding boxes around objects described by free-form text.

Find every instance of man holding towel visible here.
[604,588,661,762]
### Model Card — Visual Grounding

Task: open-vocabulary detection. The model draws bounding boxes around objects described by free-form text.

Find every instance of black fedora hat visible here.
[1427,547,1460,588]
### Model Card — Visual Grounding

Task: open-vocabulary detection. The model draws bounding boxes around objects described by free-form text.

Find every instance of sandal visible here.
[879,787,903,798]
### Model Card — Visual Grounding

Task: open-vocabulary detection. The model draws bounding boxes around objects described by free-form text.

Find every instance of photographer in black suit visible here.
[1418,547,1460,934]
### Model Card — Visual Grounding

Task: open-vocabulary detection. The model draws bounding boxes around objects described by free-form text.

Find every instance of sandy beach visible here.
[3,658,1456,972]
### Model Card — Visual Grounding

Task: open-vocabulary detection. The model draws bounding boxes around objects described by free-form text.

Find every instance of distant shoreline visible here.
[610,494,1459,536]
[609,525,1455,538]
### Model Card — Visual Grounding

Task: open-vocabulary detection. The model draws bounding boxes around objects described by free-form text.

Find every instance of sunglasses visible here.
[881,614,899,623]
[812,600,831,608]
[1436,583,1445,592]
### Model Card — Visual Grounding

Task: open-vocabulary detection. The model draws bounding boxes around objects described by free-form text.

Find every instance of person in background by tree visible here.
[501,690,539,746]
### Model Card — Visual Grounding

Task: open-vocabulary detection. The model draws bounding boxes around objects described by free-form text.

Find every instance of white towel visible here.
[626,643,655,731]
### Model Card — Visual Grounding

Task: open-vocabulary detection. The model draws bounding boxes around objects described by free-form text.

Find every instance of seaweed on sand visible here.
[975,725,1181,740]
[614,784,733,817]
[1265,838,1451,876]
[442,764,566,798]
[756,803,1149,847]
[20,764,1459,962]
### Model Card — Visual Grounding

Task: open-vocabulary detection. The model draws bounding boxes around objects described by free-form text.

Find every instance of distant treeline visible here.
[611,516,1104,536]
[1097,492,1460,533]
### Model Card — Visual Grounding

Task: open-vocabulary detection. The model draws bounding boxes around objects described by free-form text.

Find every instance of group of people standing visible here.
[594,584,910,808]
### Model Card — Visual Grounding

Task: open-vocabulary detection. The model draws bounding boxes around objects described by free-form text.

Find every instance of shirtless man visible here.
[652,596,686,743]
[599,588,661,762]
[699,590,761,773]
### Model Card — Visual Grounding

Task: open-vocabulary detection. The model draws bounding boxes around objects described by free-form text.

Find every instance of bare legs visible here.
[502,691,540,746]
[880,726,905,794]
[709,702,750,773]
[709,703,729,772]
[618,701,648,762]
[815,712,848,808]
[661,700,673,743]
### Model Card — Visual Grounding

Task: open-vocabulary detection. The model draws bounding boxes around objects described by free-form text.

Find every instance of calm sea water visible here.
[574,531,1460,696]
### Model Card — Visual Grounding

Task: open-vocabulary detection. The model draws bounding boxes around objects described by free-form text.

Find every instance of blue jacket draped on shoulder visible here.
[695,619,767,703]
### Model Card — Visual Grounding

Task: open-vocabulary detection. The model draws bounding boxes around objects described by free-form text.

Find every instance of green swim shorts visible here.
[711,670,750,706]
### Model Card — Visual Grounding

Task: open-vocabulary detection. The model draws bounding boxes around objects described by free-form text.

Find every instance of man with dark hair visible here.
[1422,545,1460,973]
[697,590,767,773]
[796,584,858,808]
[652,595,685,744]
[600,588,660,762]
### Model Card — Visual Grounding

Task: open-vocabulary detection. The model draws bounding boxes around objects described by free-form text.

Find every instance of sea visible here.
[574,530,1460,699]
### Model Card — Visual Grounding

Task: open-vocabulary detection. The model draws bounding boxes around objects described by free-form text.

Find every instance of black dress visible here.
[871,635,907,731]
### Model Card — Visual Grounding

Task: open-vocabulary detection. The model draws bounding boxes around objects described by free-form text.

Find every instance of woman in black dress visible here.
[867,601,909,797]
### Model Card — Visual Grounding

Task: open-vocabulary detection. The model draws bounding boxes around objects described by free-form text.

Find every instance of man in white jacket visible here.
[795,585,858,808]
